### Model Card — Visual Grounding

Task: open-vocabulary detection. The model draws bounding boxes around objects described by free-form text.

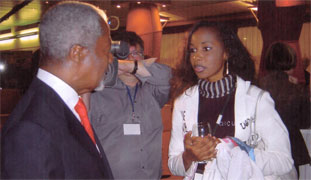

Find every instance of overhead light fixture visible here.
[116,4,121,8]
[18,33,38,41]
[249,6,258,11]
[248,6,258,22]
[160,16,169,28]
[19,27,38,34]
[0,62,6,73]
[160,16,169,22]
[0,28,39,42]
[0,39,15,44]
[17,27,39,41]
[162,4,166,8]
[0,33,14,41]
[137,2,141,4]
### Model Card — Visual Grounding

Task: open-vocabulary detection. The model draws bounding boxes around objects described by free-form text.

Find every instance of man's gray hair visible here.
[39,1,107,61]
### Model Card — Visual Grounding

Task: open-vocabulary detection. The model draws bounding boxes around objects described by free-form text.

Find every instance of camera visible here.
[95,41,130,91]
[110,40,130,60]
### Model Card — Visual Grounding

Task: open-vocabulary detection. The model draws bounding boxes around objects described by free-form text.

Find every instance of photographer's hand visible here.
[117,58,156,76]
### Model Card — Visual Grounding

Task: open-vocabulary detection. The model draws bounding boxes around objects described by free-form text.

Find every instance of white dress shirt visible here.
[37,68,81,122]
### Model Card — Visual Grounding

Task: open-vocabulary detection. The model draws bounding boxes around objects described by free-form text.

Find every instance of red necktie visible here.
[74,98,96,144]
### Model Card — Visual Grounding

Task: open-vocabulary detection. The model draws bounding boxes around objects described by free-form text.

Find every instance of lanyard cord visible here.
[126,84,138,112]
[212,93,231,136]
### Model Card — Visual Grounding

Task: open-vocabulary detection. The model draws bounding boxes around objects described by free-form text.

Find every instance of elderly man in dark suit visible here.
[1,2,114,179]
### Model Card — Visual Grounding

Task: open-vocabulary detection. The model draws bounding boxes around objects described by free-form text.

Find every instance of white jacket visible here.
[168,76,294,179]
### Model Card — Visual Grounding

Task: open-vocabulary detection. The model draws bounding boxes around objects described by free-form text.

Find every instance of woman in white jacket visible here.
[168,21,294,179]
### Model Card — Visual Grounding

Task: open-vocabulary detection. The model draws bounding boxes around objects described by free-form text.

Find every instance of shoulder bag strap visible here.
[247,88,265,148]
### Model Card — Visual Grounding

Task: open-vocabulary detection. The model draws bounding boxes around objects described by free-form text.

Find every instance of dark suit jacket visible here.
[1,77,114,179]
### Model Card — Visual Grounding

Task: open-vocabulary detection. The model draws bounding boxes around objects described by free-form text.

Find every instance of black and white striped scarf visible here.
[198,74,237,99]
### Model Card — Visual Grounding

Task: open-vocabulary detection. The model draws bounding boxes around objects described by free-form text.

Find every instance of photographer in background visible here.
[89,31,171,179]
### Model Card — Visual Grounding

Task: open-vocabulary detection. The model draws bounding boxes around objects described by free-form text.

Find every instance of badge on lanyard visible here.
[123,85,141,135]
[123,123,141,135]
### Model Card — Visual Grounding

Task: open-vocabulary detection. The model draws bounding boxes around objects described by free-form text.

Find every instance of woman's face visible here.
[189,27,227,82]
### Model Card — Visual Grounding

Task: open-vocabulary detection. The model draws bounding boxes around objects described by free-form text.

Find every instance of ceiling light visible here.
[137,2,141,4]
[116,5,121,8]
[160,16,169,22]
[19,34,38,41]
[0,33,14,40]
[0,63,6,72]
[162,4,166,8]
[0,28,39,42]
[19,27,39,35]
[0,39,14,44]
[249,6,258,11]
[248,6,258,22]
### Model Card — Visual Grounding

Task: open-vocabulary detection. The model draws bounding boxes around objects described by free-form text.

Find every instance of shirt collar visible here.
[37,68,80,121]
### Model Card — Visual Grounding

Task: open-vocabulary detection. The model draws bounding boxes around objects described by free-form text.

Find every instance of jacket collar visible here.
[234,76,258,141]
[182,76,255,141]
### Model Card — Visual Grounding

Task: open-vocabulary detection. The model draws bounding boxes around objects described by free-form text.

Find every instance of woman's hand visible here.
[182,131,220,170]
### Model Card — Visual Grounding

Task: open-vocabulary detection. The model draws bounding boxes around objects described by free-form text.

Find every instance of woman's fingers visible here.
[188,135,219,161]
[184,131,193,147]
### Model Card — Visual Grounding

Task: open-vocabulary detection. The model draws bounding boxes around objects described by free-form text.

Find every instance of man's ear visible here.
[68,44,87,63]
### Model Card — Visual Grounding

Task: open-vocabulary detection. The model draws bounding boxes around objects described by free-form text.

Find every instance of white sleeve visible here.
[168,97,187,176]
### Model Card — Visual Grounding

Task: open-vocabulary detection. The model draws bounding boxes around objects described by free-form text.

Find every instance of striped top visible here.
[198,74,236,99]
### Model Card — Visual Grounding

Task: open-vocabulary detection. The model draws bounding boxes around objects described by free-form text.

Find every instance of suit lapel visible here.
[94,133,114,179]
[43,79,114,178]
[64,106,101,159]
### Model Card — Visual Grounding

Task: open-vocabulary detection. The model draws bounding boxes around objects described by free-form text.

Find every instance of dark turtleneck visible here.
[198,74,237,138]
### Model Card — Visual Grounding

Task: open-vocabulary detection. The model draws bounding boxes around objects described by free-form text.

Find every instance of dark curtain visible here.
[257,0,306,83]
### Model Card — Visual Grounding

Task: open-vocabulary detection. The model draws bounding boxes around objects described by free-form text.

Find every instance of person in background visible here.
[259,41,310,178]
[302,57,310,88]
[1,2,114,179]
[168,21,294,179]
[89,31,171,179]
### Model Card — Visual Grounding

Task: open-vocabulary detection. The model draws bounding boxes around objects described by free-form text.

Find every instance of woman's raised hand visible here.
[182,131,220,170]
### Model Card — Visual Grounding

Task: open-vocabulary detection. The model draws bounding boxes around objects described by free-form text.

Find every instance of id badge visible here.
[123,124,141,135]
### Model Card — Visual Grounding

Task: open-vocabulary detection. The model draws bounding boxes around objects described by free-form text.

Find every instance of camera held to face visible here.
[97,41,130,90]
[110,40,130,60]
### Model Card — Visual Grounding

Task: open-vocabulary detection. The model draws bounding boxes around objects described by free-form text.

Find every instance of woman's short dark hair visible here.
[170,20,255,100]
[265,42,297,71]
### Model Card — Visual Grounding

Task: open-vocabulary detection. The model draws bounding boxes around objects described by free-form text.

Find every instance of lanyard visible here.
[126,84,138,113]
[212,94,231,136]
